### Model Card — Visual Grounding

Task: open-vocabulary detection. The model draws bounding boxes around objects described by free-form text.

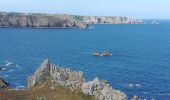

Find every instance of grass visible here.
[73,16,84,21]
[0,80,94,100]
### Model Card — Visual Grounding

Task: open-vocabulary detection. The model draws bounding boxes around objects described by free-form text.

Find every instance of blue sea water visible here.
[0,21,170,99]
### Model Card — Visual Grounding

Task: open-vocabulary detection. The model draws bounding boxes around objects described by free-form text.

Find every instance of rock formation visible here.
[82,78,127,100]
[131,95,140,100]
[28,59,128,100]
[0,77,9,89]
[0,12,144,28]
[28,59,84,91]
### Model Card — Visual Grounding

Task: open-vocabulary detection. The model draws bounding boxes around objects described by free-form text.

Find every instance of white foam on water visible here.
[3,75,9,78]
[5,60,13,67]
[158,93,170,96]
[127,83,141,88]
[8,69,15,72]
[1,67,7,71]
[15,86,26,90]
[88,26,95,29]
[16,64,20,68]
[142,91,150,94]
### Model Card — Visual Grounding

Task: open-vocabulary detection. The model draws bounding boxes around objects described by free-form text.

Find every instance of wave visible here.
[158,93,170,96]
[16,64,20,68]
[142,91,150,95]
[1,67,7,71]
[15,86,26,89]
[3,75,9,78]
[5,60,13,67]
[88,26,95,29]
[8,69,15,72]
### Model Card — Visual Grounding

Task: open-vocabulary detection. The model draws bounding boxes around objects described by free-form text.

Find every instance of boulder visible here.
[131,95,140,100]
[0,77,9,89]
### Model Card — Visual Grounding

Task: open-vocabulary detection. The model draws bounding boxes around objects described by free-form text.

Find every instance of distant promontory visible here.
[0,12,144,28]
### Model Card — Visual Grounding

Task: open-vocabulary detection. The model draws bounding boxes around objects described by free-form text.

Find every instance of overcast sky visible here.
[0,0,169,19]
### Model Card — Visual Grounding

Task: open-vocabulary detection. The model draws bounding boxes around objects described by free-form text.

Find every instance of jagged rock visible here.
[28,59,128,100]
[0,77,9,89]
[28,59,84,90]
[82,77,127,100]
[28,59,51,87]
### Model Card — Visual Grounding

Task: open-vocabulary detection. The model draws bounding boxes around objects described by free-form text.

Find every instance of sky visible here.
[0,0,169,19]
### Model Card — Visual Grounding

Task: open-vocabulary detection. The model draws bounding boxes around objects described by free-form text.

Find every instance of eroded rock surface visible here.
[82,78,127,100]
[28,59,84,91]
[28,59,128,100]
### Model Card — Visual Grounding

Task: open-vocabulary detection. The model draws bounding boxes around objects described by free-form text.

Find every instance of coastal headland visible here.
[0,12,144,28]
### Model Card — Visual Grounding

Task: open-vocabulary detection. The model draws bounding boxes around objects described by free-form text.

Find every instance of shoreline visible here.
[0,59,142,100]
[0,12,144,29]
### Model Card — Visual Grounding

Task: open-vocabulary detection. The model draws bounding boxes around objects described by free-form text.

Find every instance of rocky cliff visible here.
[75,16,144,24]
[0,12,144,28]
[28,59,128,100]
[0,12,87,28]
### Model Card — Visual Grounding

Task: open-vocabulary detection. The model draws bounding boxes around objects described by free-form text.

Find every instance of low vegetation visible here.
[0,80,94,100]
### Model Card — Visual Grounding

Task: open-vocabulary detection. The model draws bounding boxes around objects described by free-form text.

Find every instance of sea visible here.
[0,20,170,99]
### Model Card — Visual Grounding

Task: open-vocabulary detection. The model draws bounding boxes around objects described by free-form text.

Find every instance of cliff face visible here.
[28,59,128,100]
[0,12,144,28]
[75,16,144,24]
[0,12,87,28]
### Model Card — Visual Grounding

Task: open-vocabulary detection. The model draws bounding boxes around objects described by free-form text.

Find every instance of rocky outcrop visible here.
[131,95,140,100]
[82,78,127,100]
[0,77,9,89]
[0,12,144,28]
[28,59,84,91]
[28,59,128,100]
